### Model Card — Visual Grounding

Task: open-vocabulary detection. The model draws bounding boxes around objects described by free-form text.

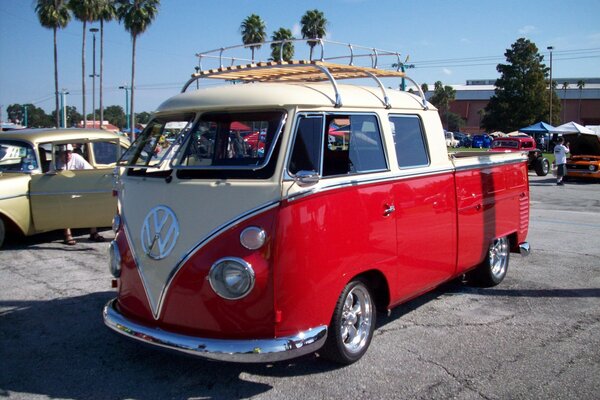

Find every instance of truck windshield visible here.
[119,114,195,169]
[174,111,285,170]
[0,140,38,173]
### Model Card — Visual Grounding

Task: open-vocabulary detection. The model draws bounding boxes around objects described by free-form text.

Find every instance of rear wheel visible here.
[467,236,510,287]
[321,279,376,364]
[535,158,550,176]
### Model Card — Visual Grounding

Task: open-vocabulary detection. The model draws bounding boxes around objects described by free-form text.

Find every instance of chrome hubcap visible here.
[340,285,372,354]
[489,237,509,278]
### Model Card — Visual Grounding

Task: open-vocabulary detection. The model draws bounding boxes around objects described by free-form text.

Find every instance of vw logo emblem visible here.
[141,205,180,260]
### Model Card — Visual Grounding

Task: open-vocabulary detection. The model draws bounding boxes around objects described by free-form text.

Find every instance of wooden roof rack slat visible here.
[182,40,428,110]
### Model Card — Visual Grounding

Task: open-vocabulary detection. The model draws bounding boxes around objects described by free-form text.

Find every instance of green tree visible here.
[577,79,585,122]
[270,28,294,61]
[482,38,561,132]
[300,9,327,60]
[98,0,117,125]
[104,105,126,128]
[135,111,151,124]
[429,81,456,129]
[8,104,53,128]
[240,14,266,62]
[35,0,71,128]
[52,105,82,127]
[69,0,103,128]
[117,0,160,139]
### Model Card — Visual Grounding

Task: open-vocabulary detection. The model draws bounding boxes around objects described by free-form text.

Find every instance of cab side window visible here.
[389,115,429,168]
[92,141,122,165]
[289,115,323,175]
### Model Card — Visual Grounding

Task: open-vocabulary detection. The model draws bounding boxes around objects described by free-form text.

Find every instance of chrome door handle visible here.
[383,204,396,217]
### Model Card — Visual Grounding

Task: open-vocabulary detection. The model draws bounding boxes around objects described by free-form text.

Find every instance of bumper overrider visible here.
[103,298,328,363]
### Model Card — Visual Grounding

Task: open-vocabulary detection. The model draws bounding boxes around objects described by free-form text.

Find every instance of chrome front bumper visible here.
[103,298,328,363]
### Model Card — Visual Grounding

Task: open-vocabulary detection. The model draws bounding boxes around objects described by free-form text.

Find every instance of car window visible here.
[0,140,38,173]
[389,115,429,168]
[92,141,123,165]
[289,115,323,175]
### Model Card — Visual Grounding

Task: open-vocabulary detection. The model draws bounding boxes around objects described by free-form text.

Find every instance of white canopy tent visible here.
[554,121,596,135]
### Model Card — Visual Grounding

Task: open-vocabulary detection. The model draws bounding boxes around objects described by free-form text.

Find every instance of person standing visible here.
[57,144,106,245]
[553,137,570,186]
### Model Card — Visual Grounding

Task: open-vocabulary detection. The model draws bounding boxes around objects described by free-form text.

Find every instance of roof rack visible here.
[181,39,428,110]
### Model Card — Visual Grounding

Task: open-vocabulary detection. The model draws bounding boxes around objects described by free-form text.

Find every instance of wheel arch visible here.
[349,269,391,314]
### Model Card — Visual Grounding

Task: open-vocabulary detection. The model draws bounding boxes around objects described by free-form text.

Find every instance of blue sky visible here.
[1,0,599,119]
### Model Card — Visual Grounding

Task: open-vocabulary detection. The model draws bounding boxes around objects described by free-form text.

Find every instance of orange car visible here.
[564,132,600,180]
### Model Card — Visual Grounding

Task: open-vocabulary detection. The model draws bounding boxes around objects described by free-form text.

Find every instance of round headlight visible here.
[589,165,596,171]
[240,226,266,250]
[109,240,122,278]
[208,258,255,300]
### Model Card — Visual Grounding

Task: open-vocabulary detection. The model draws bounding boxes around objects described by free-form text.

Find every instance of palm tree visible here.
[117,0,160,140]
[98,0,117,126]
[240,14,266,62]
[577,80,585,123]
[69,0,102,128]
[300,9,327,61]
[270,28,294,62]
[35,0,71,128]
[561,82,568,123]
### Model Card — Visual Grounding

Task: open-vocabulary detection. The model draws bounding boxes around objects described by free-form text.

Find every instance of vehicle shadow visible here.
[0,291,333,400]
[3,227,114,250]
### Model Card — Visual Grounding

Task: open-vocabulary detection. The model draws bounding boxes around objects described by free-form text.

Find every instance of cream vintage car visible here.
[0,128,129,247]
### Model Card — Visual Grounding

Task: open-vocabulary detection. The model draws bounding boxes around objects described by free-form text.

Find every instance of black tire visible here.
[321,278,376,364]
[535,158,550,176]
[467,236,510,287]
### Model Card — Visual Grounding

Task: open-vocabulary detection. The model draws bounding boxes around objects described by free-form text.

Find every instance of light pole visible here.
[547,46,554,126]
[90,27,99,128]
[119,85,130,133]
[60,89,69,128]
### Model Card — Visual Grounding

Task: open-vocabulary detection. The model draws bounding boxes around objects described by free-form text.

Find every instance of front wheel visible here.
[535,158,550,176]
[467,236,510,287]
[321,279,376,364]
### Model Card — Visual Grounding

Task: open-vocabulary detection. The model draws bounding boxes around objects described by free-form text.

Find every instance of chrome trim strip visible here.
[285,166,455,202]
[103,298,327,363]
[0,193,28,201]
[29,189,112,196]
[452,156,527,172]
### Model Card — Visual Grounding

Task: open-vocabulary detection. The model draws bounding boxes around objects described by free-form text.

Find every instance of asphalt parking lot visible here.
[1,173,599,400]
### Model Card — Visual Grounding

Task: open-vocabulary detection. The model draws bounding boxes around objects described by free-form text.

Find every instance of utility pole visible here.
[60,89,69,128]
[547,46,554,125]
[90,27,99,129]
[119,85,130,132]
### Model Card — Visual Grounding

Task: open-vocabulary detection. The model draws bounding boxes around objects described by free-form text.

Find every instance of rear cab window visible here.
[389,115,430,169]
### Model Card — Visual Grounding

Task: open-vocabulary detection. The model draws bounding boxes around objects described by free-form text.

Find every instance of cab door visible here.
[29,141,118,231]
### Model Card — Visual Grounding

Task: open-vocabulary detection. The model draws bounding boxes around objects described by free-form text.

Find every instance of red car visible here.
[490,135,550,176]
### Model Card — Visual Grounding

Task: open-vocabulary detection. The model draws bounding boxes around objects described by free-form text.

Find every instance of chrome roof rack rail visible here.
[181,39,428,110]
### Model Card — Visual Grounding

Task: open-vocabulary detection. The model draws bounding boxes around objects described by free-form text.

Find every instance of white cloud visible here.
[518,25,536,35]
[443,68,452,75]
[460,38,471,44]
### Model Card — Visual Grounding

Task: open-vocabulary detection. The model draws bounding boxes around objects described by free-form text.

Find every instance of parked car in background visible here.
[564,131,600,181]
[490,135,550,176]
[471,133,492,148]
[0,129,129,247]
[454,132,472,148]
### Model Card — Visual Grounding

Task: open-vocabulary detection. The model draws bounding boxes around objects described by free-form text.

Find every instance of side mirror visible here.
[294,170,320,187]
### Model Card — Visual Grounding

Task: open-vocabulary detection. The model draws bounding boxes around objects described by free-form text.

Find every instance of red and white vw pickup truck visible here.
[104,40,530,364]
